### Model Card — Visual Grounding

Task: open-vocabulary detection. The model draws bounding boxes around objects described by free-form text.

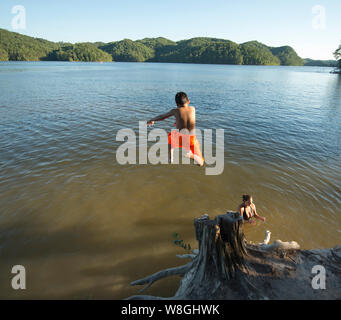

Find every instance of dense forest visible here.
[0,28,336,67]
[0,28,59,61]
[304,58,337,67]
[51,43,112,62]
[98,39,154,62]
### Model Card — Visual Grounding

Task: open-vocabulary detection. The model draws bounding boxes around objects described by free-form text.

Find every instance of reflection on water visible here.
[0,62,340,299]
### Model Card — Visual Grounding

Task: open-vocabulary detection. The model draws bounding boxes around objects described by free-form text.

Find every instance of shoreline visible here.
[0,60,337,68]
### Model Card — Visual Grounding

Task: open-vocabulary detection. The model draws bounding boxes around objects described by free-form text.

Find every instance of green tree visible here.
[334,44,341,72]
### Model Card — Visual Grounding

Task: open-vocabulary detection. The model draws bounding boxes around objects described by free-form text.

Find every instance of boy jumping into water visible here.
[147,92,205,166]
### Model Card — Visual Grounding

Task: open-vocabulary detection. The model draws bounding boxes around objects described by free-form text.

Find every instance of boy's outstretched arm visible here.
[147,109,175,126]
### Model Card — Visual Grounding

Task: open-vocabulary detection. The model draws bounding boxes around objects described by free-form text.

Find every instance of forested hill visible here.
[303,58,338,67]
[0,29,112,62]
[0,28,332,66]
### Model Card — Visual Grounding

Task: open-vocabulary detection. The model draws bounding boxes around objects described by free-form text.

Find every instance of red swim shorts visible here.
[168,130,198,155]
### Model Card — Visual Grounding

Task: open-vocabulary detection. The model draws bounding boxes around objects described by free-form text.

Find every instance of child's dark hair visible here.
[242,194,251,202]
[175,92,189,106]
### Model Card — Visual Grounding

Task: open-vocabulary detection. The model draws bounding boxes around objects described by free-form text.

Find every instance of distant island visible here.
[0,28,337,67]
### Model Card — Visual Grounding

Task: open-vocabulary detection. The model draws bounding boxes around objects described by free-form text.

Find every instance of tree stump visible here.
[173,212,252,299]
[127,212,341,300]
[192,212,247,281]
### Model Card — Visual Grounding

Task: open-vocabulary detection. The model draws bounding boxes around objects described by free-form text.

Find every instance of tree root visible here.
[130,261,193,294]
[176,253,197,260]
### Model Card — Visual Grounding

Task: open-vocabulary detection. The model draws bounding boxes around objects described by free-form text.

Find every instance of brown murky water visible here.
[0,62,340,299]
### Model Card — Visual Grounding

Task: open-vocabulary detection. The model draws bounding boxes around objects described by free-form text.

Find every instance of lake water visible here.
[0,62,340,299]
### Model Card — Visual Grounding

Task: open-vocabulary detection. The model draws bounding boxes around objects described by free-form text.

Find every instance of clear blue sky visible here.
[0,0,340,59]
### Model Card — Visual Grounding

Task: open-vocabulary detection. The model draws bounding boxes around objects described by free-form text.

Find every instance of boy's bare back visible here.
[172,105,196,133]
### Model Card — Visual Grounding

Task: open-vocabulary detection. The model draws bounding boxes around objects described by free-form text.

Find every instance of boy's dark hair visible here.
[175,92,189,106]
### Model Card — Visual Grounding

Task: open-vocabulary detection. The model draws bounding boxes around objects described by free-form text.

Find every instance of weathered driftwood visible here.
[130,262,193,294]
[127,212,341,300]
